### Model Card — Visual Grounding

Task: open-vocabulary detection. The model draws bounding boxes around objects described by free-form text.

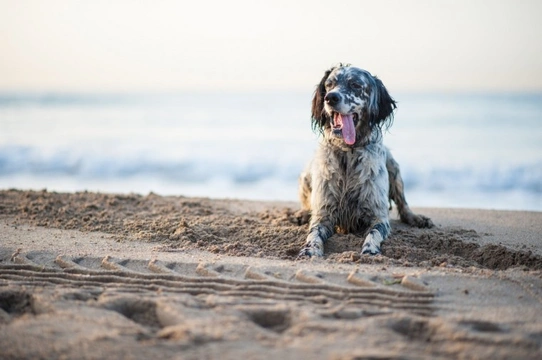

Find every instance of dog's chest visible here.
[320,145,388,218]
[329,148,385,194]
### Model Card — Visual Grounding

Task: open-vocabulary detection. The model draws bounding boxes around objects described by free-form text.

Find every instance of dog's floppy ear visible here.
[311,67,334,132]
[369,76,397,130]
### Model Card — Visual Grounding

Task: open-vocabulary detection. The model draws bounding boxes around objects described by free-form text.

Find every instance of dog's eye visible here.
[350,82,362,90]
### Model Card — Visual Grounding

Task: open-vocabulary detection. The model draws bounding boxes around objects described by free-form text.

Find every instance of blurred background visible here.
[0,0,541,211]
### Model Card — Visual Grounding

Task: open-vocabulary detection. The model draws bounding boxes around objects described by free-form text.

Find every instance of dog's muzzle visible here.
[325,92,358,145]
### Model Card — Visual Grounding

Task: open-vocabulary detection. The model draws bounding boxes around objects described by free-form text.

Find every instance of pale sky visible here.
[1,0,541,92]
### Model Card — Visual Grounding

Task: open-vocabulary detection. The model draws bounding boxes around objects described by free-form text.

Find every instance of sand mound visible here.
[1,189,540,270]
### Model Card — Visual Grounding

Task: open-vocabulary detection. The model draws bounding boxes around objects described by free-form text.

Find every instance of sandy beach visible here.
[1,189,541,359]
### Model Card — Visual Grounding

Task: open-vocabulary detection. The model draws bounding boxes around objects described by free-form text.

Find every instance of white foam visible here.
[1,92,540,211]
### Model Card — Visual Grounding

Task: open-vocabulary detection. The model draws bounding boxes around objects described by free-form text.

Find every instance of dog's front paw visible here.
[297,244,324,258]
[361,230,383,255]
[361,243,381,255]
[297,247,315,258]
[298,234,325,259]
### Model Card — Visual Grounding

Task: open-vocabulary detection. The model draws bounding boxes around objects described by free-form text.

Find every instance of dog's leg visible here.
[361,222,390,255]
[298,213,334,258]
[386,149,434,228]
[298,170,312,211]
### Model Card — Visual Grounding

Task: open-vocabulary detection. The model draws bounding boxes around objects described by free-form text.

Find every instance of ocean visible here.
[0,91,540,211]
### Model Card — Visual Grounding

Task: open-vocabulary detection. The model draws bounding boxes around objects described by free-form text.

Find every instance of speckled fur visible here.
[299,65,433,258]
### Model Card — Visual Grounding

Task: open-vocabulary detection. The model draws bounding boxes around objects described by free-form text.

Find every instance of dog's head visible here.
[311,64,396,148]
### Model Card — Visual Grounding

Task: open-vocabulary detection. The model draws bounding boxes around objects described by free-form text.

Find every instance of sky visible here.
[1,0,541,92]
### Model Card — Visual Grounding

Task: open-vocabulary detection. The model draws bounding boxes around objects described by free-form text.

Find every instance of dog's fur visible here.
[299,64,433,257]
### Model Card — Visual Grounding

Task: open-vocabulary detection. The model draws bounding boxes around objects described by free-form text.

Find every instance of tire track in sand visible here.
[3,250,434,316]
[2,250,541,359]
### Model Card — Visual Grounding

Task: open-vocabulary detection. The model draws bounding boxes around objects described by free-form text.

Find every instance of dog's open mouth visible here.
[332,112,358,145]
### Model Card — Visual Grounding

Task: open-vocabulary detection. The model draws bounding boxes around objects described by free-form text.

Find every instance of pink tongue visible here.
[337,113,356,145]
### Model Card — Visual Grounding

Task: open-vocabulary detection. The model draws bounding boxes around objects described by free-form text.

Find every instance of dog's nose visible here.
[324,92,341,106]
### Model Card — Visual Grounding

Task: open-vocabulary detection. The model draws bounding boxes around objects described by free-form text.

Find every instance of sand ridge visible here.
[1,189,541,270]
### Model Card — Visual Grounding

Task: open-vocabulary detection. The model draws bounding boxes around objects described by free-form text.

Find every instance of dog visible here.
[298,64,433,258]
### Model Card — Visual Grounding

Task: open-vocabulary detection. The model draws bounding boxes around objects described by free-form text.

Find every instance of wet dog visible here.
[299,64,433,257]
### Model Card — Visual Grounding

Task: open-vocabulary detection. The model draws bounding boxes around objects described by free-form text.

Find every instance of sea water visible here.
[0,91,540,211]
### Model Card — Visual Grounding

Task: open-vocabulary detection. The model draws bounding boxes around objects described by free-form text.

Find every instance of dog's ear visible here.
[369,76,397,130]
[311,67,334,132]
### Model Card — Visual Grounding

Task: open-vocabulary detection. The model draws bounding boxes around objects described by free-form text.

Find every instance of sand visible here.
[0,189,541,359]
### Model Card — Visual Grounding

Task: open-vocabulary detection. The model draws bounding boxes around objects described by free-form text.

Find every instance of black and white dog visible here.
[299,64,433,258]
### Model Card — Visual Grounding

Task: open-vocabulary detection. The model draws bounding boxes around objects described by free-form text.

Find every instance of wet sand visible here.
[1,189,541,359]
